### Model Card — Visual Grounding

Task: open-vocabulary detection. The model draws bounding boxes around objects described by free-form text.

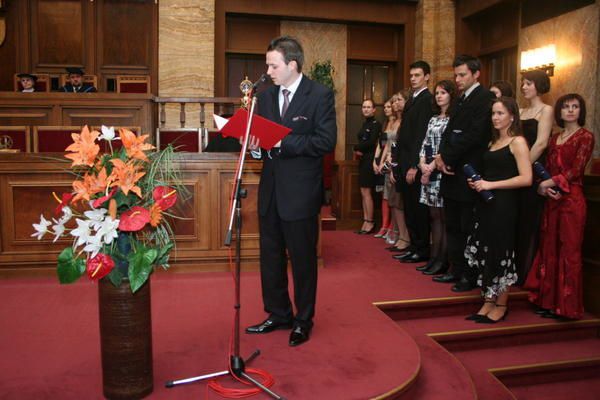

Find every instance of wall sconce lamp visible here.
[520,44,556,76]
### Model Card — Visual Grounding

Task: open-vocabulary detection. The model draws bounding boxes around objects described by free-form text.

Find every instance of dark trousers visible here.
[444,198,475,281]
[401,180,431,255]
[258,194,319,330]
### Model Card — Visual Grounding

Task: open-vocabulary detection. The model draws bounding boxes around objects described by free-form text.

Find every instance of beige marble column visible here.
[158,0,215,128]
[280,21,347,161]
[415,0,456,84]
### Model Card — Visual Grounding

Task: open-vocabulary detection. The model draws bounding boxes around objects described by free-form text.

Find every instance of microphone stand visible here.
[165,95,286,400]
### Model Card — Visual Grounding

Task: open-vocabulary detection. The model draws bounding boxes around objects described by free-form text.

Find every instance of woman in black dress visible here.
[465,97,532,323]
[354,99,382,234]
[517,70,553,284]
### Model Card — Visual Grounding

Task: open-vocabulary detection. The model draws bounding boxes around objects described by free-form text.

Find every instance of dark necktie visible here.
[281,89,290,118]
[459,93,466,104]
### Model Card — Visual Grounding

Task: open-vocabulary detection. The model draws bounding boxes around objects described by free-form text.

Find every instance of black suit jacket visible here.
[256,75,337,221]
[59,83,97,93]
[439,85,494,201]
[395,89,434,183]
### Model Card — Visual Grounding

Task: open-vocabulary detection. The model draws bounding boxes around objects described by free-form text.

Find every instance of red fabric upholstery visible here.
[36,129,79,152]
[0,129,28,152]
[118,82,148,94]
[159,131,199,152]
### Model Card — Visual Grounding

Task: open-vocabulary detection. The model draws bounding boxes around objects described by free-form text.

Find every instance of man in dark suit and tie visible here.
[59,67,97,93]
[434,55,494,292]
[245,36,337,346]
[393,61,434,264]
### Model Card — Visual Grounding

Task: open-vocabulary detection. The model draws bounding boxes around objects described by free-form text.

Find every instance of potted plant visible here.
[31,126,183,399]
[309,59,336,93]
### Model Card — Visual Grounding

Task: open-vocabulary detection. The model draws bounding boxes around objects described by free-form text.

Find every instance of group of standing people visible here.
[353,55,594,323]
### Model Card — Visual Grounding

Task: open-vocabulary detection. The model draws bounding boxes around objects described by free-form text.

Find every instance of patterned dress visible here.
[419,115,449,207]
[465,143,520,298]
[524,128,595,319]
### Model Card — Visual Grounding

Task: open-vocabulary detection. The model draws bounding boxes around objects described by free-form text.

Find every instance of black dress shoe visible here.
[402,253,429,263]
[432,273,458,283]
[451,278,477,292]
[289,326,311,346]
[423,261,449,276]
[465,314,486,321]
[393,251,414,260]
[246,318,293,334]
[416,260,435,271]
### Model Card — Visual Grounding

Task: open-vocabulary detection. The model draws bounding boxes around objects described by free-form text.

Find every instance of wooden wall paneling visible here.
[0,105,53,127]
[347,25,399,62]
[97,0,156,78]
[217,166,260,251]
[0,0,19,91]
[62,105,143,130]
[30,0,92,73]
[226,16,279,54]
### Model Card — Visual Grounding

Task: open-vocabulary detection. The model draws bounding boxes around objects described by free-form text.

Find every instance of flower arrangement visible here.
[32,126,182,292]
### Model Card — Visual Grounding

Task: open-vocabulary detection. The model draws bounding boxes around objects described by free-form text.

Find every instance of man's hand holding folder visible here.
[218,108,291,151]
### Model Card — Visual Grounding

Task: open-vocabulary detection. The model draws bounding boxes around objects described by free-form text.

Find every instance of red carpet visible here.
[1,231,598,399]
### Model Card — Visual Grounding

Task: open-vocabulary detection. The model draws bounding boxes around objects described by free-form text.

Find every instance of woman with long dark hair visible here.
[465,97,532,323]
[417,80,457,275]
[524,94,595,320]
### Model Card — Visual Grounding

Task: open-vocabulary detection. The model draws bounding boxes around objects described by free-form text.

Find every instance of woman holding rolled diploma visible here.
[524,94,595,320]
[464,97,532,323]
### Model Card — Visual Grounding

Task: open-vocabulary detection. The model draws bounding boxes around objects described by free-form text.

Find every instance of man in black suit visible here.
[393,61,433,264]
[59,67,97,93]
[245,36,337,346]
[434,55,494,292]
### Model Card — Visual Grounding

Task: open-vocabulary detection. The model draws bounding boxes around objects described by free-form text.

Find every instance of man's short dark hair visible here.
[554,93,586,128]
[452,55,482,74]
[409,60,431,76]
[267,35,305,73]
[521,69,551,95]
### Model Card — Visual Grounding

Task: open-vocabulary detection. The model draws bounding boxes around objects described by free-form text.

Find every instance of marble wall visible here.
[158,0,215,128]
[519,2,599,152]
[415,0,456,85]
[280,21,348,161]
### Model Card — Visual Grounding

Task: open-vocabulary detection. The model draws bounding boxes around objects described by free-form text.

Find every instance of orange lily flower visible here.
[65,126,100,167]
[109,159,145,197]
[119,128,155,161]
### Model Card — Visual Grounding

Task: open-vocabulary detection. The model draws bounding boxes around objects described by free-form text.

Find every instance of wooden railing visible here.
[152,96,241,129]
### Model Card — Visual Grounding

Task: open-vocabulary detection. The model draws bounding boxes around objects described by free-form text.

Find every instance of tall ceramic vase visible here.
[98,277,153,400]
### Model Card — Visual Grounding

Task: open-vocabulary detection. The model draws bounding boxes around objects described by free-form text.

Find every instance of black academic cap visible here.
[17,73,38,82]
[66,67,85,76]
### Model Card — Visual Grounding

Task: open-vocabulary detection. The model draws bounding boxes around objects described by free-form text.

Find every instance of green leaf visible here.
[155,242,174,269]
[57,248,85,284]
[127,246,158,293]
[106,267,123,287]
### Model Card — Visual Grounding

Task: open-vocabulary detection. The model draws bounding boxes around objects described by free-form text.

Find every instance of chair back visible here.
[0,126,30,152]
[117,75,151,94]
[33,126,82,152]
[156,128,204,152]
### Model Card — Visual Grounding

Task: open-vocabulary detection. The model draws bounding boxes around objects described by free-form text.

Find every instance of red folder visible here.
[220,108,291,150]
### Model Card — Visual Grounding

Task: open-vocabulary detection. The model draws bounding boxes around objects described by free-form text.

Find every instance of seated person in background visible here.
[60,67,97,93]
[204,113,242,152]
[18,73,37,92]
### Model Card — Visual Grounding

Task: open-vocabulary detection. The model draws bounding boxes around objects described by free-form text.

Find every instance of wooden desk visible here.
[0,153,266,277]
[0,92,154,134]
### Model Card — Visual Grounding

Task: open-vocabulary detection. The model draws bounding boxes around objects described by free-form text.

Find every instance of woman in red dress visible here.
[524,93,595,320]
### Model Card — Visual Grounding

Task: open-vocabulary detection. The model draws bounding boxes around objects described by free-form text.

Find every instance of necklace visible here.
[560,127,580,142]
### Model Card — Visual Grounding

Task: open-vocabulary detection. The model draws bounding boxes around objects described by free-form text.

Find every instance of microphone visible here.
[533,161,563,194]
[252,74,267,91]
[463,164,494,202]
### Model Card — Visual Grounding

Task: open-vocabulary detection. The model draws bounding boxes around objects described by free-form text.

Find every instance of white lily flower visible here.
[83,234,103,258]
[97,216,120,245]
[99,125,116,141]
[59,206,73,225]
[84,208,108,230]
[32,214,52,240]
[51,219,66,243]
[70,218,92,247]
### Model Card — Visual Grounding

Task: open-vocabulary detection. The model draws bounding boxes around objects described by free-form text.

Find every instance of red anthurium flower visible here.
[92,187,118,208]
[153,186,177,210]
[86,253,115,280]
[53,192,75,217]
[119,206,151,231]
